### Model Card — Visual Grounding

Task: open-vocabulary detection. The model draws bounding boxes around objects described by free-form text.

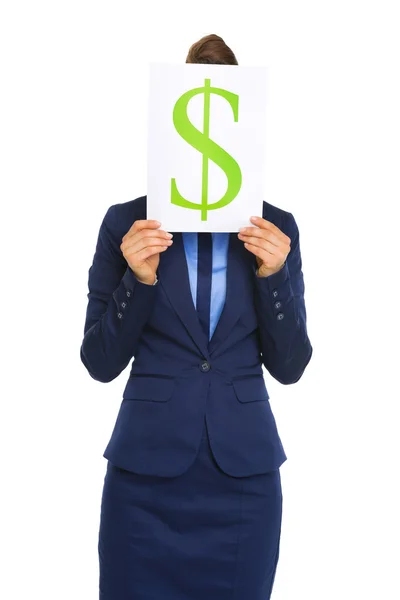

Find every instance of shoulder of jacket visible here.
[103,195,147,238]
[262,200,296,236]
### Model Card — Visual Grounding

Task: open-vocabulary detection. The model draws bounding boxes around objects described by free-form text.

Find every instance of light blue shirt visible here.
[182,233,230,340]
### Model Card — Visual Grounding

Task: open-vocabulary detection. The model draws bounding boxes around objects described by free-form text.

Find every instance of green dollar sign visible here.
[171,78,242,221]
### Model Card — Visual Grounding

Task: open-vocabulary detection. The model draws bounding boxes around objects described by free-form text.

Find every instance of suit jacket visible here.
[80,196,312,477]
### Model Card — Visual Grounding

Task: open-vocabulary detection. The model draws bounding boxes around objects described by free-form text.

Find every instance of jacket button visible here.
[277,312,284,321]
[274,301,282,309]
[126,290,132,297]
[200,361,211,372]
[121,302,127,309]
[117,312,123,319]
[272,289,278,298]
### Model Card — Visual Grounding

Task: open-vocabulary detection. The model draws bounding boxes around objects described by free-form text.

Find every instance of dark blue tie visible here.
[196,233,213,340]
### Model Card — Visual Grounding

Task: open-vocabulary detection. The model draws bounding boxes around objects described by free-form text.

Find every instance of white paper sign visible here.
[147,63,268,232]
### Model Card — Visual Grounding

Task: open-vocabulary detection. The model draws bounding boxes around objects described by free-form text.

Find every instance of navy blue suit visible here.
[81,196,312,599]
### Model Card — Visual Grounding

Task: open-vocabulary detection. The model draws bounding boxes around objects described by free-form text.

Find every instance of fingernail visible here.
[166,232,173,238]
[239,227,246,232]
[250,216,258,221]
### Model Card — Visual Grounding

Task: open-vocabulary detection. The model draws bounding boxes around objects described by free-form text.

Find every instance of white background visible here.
[1,1,399,598]
[147,63,267,231]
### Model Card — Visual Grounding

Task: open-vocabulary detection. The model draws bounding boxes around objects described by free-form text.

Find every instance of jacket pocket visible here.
[232,375,270,403]
[123,375,175,402]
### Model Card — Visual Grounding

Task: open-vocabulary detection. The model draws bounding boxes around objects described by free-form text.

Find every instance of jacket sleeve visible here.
[80,204,158,383]
[254,210,313,384]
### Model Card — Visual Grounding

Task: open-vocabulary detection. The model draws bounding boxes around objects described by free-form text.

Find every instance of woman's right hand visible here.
[120,220,173,285]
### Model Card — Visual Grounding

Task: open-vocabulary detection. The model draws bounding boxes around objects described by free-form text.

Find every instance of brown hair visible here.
[186,34,238,66]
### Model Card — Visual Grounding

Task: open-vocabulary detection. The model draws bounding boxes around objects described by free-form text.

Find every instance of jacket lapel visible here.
[157,231,253,359]
[208,233,251,356]
[157,232,210,359]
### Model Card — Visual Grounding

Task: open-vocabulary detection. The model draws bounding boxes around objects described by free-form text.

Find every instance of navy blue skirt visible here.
[98,420,282,600]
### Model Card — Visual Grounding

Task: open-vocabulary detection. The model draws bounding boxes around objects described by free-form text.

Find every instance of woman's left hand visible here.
[238,216,291,278]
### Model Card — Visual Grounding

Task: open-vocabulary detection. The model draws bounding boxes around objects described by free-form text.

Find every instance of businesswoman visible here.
[80,34,312,600]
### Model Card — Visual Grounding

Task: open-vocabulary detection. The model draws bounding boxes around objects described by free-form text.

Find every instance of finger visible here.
[239,227,282,248]
[244,242,286,269]
[249,216,290,244]
[122,228,172,249]
[135,245,170,262]
[126,236,173,255]
[123,220,162,242]
[238,235,277,254]
[243,242,271,263]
